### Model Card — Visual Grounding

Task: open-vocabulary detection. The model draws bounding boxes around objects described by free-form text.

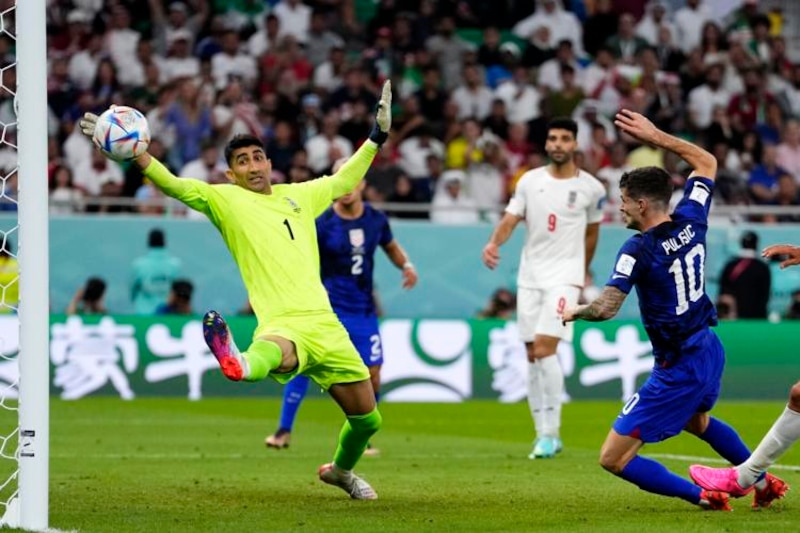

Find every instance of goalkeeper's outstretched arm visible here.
[328,80,393,199]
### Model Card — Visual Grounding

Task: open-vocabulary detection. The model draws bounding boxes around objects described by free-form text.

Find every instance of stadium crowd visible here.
[14,0,800,222]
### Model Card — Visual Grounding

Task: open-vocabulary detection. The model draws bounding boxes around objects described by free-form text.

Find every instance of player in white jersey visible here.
[482,117,606,459]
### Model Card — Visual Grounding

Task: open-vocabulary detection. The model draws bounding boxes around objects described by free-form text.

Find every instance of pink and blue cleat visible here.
[203,310,244,381]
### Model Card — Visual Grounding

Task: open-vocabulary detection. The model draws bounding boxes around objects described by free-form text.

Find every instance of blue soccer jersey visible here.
[316,203,393,317]
[606,177,718,365]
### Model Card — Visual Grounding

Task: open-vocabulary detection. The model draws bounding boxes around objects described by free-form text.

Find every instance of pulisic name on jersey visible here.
[661,224,695,255]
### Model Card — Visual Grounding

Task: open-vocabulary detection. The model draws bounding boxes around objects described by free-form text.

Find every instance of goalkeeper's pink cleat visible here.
[752,473,789,510]
[203,310,244,381]
[689,465,752,497]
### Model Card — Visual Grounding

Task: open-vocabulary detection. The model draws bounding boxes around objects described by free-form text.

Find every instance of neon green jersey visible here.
[143,141,379,323]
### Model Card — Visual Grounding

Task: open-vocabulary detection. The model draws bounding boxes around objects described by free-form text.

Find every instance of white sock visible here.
[737,406,800,487]
[538,355,564,438]
[527,362,543,437]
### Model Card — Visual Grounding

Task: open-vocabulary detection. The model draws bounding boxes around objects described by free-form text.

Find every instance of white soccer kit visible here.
[506,166,606,341]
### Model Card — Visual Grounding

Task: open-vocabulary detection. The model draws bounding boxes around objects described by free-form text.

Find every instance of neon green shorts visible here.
[254,311,369,390]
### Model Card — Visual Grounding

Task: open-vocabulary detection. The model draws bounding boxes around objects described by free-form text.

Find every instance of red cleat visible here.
[699,490,732,511]
[753,473,789,510]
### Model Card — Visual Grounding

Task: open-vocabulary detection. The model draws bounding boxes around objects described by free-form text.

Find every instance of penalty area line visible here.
[648,453,800,472]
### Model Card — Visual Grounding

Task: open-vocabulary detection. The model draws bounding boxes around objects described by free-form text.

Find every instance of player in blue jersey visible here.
[562,109,788,511]
[265,160,418,451]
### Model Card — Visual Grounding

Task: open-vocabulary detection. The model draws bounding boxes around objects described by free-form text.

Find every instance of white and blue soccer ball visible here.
[93,105,151,161]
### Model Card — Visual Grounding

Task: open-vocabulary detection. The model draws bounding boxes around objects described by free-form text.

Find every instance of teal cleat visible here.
[528,436,557,459]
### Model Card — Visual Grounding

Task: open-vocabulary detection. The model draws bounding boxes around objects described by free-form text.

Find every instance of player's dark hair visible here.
[546,117,578,138]
[619,166,673,209]
[83,277,107,302]
[224,134,265,166]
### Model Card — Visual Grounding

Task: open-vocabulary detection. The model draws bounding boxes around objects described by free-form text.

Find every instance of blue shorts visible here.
[338,314,383,367]
[613,328,725,443]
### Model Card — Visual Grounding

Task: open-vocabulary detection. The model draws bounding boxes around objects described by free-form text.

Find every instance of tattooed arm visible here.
[562,286,628,324]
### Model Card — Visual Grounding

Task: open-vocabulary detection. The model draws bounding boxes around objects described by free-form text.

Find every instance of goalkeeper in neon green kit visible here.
[79,82,394,500]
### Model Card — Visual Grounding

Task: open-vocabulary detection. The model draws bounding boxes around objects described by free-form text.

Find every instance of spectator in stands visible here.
[766,173,800,224]
[386,173,428,220]
[91,58,123,112]
[430,169,479,225]
[179,140,226,182]
[425,15,472,91]
[73,149,124,212]
[50,164,84,215]
[156,279,194,315]
[537,39,582,93]
[327,67,377,118]
[131,229,182,315]
[313,44,347,95]
[494,65,542,126]
[306,10,345,68]
[482,98,510,141]
[719,231,771,319]
[466,133,507,215]
[163,78,213,169]
[776,120,800,183]
[688,63,731,132]
[654,25,685,73]
[605,13,648,64]
[148,0,209,56]
[728,67,776,135]
[265,121,301,176]
[544,64,584,118]
[674,0,712,54]
[451,63,493,122]
[582,0,617,57]
[748,143,786,206]
[446,117,484,170]
[513,0,584,58]
[398,123,445,182]
[779,63,800,119]
[105,5,141,73]
[247,13,281,58]
[521,25,555,69]
[66,276,107,316]
[699,21,728,58]
[273,0,312,44]
[305,111,353,174]
[477,26,503,69]
[636,1,675,47]
[211,30,258,91]
[415,65,448,130]
[68,32,103,91]
[596,141,631,220]
[162,30,200,83]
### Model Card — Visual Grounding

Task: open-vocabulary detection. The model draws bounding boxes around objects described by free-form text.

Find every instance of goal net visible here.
[0,0,50,530]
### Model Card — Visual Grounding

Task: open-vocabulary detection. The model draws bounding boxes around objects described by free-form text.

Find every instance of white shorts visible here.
[517,285,581,343]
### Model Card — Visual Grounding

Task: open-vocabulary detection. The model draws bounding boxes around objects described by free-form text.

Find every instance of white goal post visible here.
[1,0,51,530]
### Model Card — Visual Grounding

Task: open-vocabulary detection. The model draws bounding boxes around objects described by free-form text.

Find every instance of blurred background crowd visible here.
[6,0,800,223]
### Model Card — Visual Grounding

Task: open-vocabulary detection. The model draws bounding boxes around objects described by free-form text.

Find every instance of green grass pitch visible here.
[4,398,799,532]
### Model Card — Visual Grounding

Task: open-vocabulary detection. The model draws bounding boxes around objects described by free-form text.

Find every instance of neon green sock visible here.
[242,340,282,381]
[333,408,382,471]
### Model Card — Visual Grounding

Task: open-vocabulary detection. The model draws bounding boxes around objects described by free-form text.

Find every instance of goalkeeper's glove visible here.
[368,80,392,145]
[78,111,100,149]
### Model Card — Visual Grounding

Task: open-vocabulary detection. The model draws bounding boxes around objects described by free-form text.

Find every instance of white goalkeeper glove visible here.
[369,80,392,145]
[78,112,98,142]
